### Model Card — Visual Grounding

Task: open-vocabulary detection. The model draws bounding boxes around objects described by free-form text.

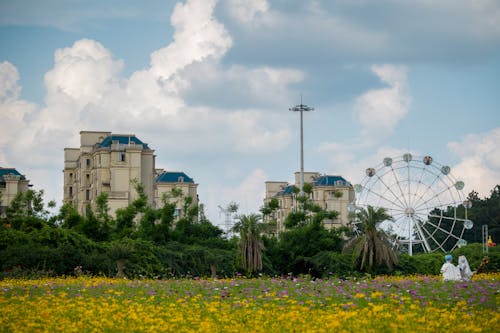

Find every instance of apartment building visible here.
[64,131,198,218]
[264,172,355,234]
[0,167,31,215]
[155,170,199,219]
[64,131,155,215]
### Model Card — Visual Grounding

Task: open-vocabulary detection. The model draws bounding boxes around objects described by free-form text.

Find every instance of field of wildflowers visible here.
[1,273,498,332]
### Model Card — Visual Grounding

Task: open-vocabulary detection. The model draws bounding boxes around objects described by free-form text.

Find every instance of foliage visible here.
[1,184,499,279]
[307,251,355,277]
[269,221,345,275]
[343,206,398,272]
[233,214,264,274]
[465,185,500,244]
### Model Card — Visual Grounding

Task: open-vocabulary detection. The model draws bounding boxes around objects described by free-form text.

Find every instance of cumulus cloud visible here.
[448,128,500,197]
[1,0,296,158]
[0,61,37,153]
[150,0,232,80]
[0,61,21,102]
[0,0,302,211]
[353,64,411,141]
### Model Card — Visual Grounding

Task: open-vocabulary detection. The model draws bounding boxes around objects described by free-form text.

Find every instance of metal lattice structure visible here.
[351,153,473,255]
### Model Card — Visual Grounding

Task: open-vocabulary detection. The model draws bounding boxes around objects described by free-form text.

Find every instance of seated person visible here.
[440,254,461,281]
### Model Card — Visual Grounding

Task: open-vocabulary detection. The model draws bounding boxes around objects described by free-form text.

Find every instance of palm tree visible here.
[344,206,398,272]
[232,214,264,274]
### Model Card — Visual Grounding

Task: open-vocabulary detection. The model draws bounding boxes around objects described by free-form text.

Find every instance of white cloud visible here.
[318,142,414,186]
[0,61,21,102]
[317,63,411,171]
[5,0,293,156]
[353,64,411,141]
[206,168,268,226]
[0,61,37,154]
[0,0,301,217]
[225,0,269,23]
[448,128,500,197]
[150,0,232,80]
[46,39,123,106]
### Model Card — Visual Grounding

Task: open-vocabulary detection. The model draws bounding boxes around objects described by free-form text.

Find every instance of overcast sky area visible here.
[1,0,499,226]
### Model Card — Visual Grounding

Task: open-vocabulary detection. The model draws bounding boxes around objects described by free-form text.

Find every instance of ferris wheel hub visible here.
[404,207,415,217]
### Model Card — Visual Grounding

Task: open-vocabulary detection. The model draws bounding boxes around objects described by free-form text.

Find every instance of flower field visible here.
[1,274,499,332]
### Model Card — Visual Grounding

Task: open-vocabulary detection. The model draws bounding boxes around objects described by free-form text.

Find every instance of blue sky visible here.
[1,0,499,225]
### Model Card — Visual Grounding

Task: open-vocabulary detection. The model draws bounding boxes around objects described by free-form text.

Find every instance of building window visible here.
[85,190,90,201]
[69,186,73,197]
[120,153,126,162]
[86,159,91,167]
[69,173,73,180]
[335,180,343,186]
[178,176,184,182]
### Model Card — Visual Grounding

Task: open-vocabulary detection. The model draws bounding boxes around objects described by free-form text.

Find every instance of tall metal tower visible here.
[289,97,314,195]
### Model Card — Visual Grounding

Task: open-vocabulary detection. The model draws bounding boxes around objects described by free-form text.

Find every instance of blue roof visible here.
[156,172,194,184]
[98,135,149,149]
[276,185,296,196]
[313,175,350,187]
[0,168,22,180]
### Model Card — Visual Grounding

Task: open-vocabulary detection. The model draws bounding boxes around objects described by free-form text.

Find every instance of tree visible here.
[273,220,345,275]
[343,206,398,272]
[466,185,500,244]
[260,198,280,236]
[5,190,52,231]
[95,192,112,241]
[232,214,264,274]
[107,239,134,278]
[57,202,84,230]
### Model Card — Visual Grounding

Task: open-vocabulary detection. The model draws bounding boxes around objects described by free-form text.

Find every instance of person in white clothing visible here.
[440,254,461,281]
[458,255,473,281]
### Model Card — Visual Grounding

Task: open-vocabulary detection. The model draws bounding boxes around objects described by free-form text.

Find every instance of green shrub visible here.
[307,251,354,278]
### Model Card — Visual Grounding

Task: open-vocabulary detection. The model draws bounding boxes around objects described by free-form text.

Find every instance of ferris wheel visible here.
[350,153,473,255]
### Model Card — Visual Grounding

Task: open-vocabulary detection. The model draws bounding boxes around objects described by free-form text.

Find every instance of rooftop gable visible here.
[156,171,194,184]
[0,167,22,179]
[98,135,150,149]
[313,175,350,187]
[276,184,296,196]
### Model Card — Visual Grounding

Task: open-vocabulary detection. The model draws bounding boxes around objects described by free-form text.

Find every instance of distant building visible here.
[155,170,199,220]
[64,131,198,217]
[0,167,31,216]
[264,172,354,234]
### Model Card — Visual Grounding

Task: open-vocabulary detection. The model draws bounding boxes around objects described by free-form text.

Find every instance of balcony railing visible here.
[110,143,140,151]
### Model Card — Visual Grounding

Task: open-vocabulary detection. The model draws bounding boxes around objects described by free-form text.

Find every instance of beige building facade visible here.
[64,131,156,215]
[0,167,31,216]
[64,131,198,218]
[155,170,199,220]
[264,172,355,234]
